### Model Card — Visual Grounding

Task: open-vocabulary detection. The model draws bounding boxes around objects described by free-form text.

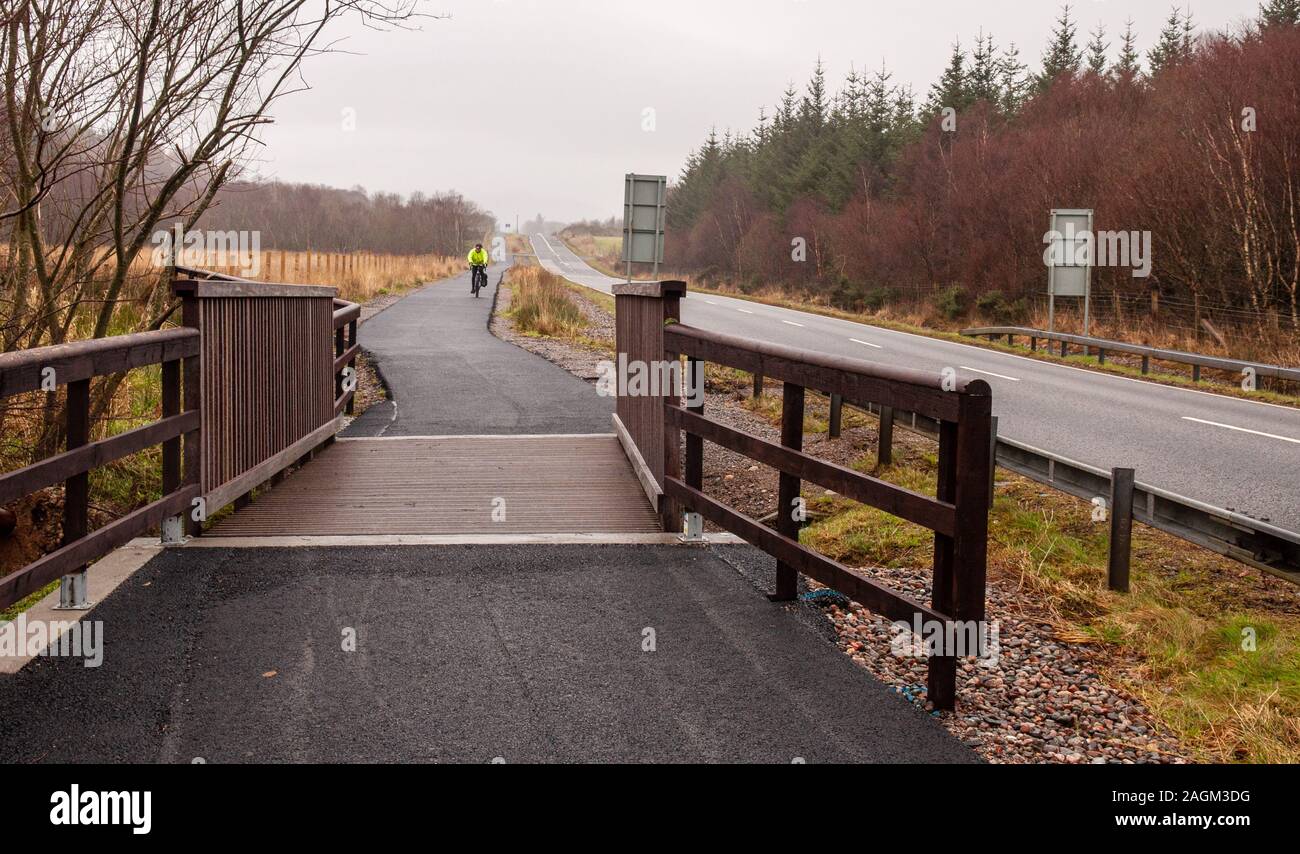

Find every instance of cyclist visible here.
[467,242,489,294]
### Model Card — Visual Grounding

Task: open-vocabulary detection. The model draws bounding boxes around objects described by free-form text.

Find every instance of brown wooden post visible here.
[773,383,805,601]
[279,251,286,281]
[181,289,202,536]
[346,318,358,415]
[612,280,685,533]
[1108,467,1135,593]
[933,382,993,711]
[160,358,183,542]
[58,378,91,607]
[752,373,763,398]
[828,393,843,438]
[878,405,894,466]
[928,419,959,708]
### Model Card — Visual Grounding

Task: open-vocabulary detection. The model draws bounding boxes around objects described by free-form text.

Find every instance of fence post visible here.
[681,357,706,543]
[180,287,203,537]
[161,359,184,544]
[56,379,92,609]
[613,280,685,533]
[346,318,358,415]
[772,383,806,602]
[1108,467,1135,593]
[828,393,843,438]
[928,384,992,711]
[878,405,894,466]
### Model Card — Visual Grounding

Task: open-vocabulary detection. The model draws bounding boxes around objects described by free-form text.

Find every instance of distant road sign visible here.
[622,174,666,276]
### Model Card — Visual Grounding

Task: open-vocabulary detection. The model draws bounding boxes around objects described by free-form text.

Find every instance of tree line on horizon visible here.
[665,2,1300,327]
[196,181,495,257]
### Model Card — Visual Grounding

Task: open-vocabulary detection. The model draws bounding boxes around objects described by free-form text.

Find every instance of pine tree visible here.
[800,58,829,132]
[1149,7,1192,75]
[1086,23,1109,77]
[1259,0,1300,28]
[1039,4,1083,89]
[969,31,1002,104]
[1114,18,1142,84]
[926,41,970,115]
[999,42,1031,113]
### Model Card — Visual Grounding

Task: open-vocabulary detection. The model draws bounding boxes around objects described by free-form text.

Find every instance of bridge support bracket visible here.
[53,571,92,611]
[678,512,707,545]
[161,514,188,546]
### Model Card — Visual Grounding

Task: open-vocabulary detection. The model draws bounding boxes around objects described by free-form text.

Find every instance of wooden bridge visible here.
[0,269,992,710]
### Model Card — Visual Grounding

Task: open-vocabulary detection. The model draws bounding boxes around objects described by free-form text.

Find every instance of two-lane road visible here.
[532,233,1300,532]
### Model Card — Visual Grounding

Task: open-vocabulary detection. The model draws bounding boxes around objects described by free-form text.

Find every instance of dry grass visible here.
[201,249,461,304]
[506,266,587,338]
[560,233,624,278]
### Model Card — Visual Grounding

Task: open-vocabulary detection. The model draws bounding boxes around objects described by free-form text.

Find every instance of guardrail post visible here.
[1060,340,1069,357]
[752,373,763,399]
[1030,336,1037,352]
[828,393,843,438]
[56,379,92,609]
[1108,467,1135,593]
[1141,355,1149,374]
[878,405,894,466]
[772,383,805,602]
[1097,348,1106,365]
[1192,365,1201,383]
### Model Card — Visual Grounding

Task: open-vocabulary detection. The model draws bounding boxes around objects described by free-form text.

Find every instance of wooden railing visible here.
[0,267,350,610]
[333,298,361,417]
[0,329,201,609]
[171,269,341,519]
[613,281,994,711]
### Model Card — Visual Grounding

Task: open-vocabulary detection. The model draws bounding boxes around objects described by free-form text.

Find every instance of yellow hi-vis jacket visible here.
[467,247,488,266]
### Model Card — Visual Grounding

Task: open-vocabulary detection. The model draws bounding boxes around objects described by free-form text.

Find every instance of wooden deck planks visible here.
[209,435,661,536]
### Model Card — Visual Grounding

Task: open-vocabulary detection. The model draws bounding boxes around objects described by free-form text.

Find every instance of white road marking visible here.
[960,366,1021,382]
[782,320,804,327]
[704,300,717,305]
[535,234,1300,419]
[737,308,753,314]
[1181,417,1300,445]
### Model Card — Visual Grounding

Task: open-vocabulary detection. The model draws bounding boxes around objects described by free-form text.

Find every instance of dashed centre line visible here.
[849,338,883,349]
[1181,417,1300,445]
[737,308,754,314]
[782,320,804,327]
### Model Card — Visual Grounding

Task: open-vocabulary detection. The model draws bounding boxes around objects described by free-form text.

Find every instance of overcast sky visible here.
[255,0,1263,225]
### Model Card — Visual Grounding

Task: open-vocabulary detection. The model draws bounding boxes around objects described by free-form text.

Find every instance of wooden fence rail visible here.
[0,267,347,610]
[614,281,994,711]
[0,329,201,609]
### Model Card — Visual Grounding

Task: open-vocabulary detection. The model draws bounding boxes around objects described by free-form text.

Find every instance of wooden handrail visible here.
[637,299,993,712]
[0,331,201,610]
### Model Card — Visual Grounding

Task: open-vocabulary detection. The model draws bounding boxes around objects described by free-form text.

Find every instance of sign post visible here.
[622,174,667,283]
[1047,208,1094,335]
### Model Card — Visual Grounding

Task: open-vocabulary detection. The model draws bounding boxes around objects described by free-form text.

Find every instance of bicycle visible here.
[470,264,487,297]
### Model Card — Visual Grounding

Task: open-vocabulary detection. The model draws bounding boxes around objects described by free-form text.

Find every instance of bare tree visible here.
[1,0,423,450]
